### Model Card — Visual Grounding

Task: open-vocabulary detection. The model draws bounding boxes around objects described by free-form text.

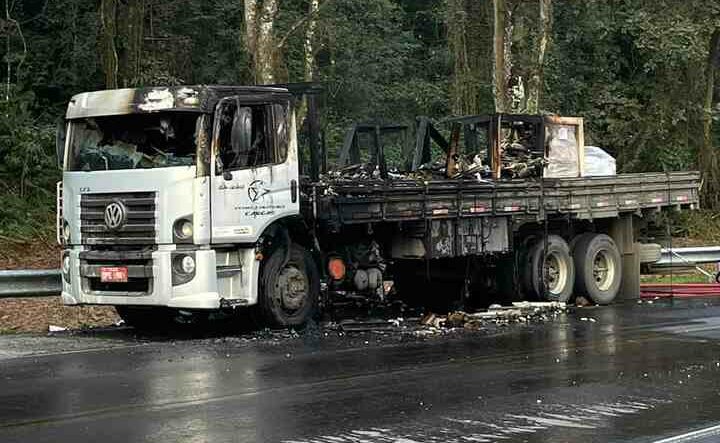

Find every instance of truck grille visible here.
[80,192,157,245]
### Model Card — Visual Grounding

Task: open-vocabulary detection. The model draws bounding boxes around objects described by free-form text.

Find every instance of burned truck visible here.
[56,85,699,328]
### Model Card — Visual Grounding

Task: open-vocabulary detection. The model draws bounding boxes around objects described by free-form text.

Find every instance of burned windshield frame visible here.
[195,114,211,177]
[66,111,202,172]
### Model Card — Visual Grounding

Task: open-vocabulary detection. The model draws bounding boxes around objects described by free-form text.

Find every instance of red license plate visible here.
[100,267,128,283]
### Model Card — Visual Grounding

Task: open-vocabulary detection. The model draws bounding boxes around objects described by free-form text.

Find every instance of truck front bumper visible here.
[61,246,230,310]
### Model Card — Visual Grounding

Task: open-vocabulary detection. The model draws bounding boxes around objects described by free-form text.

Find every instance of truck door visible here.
[210,97,299,243]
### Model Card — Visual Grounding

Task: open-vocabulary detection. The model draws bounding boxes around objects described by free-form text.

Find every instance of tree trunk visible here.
[492,0,510,112]
[244,0,257,57]
[526,0,551,114]
[448,0,472,115]
[100,0,118,89]
[244,0,279,85]
[120,0,144,87]
[503,4,516,111]
[100,0,144,89]
[447,1,493,115]
[295,0,320,125]
[256,0,278,84]
[701,28,720,209]
[244,0,258,78]
[304,0,319,83]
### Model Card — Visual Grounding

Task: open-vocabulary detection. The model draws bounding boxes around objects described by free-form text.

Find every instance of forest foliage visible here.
[1,0,719,240]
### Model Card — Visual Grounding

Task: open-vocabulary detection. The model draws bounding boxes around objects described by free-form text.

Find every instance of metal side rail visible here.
[0,269,61,298]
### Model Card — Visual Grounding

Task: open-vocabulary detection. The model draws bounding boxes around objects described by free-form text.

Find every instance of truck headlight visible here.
[61,253,71,284]
[181,255,196,274]
[173,218,193,242]
[62,221,71,243]
[171,252,196,286]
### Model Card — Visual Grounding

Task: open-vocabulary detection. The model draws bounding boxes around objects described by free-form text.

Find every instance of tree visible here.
[702,28,720,209]
[447,0,493,115]
[303,0,319,84]
[244,0,280,84]
[99,0,118,88]
[526,0,551,113]
[118,0,144,87]
[99,0,145,88]
[492,0,508,112]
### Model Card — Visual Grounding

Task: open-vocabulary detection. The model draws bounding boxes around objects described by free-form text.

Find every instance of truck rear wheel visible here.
[572,233,622,305]
[259,243,319,328]
[526,235,575,302]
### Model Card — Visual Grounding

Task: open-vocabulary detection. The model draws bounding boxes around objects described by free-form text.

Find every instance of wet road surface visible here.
[2,299,720,442]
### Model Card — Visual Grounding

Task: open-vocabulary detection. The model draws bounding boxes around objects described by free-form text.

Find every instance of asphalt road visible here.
[2,299,720,442]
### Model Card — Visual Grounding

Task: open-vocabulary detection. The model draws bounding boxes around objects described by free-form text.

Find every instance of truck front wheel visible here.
[572,233,622,305]
[259,243,319,328]
[525,235,575,302]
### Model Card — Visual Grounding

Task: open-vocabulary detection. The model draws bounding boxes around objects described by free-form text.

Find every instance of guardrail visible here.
[649,246,720,280]
[655,246,720,267]
[0,247,719,298]
[0,270,61,298]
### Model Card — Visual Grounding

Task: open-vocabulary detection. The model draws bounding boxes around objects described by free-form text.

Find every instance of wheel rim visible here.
[543,251,568,295]
[592,249,615,291]
[274,265,308,314]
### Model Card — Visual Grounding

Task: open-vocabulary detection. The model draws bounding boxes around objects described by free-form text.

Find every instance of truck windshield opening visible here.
[67,112,200,171]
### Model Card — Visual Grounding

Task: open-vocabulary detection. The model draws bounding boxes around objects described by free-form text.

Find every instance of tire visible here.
[115,306,173,331]
[572,233,622,305]
[259,242,319,327]
[525,235,575,302]
[517,235,539,299]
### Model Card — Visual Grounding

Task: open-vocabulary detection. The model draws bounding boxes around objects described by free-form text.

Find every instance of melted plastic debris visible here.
[417,301,568,334]
[328,302,567,336]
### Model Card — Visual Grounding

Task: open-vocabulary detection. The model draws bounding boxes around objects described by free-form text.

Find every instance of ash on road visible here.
[1,298,720,443]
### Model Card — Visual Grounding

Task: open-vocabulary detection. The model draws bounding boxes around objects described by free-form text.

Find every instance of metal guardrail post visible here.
[0,270,62,298]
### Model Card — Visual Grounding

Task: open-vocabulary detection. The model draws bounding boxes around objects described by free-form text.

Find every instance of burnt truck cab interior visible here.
[59,85,297,175]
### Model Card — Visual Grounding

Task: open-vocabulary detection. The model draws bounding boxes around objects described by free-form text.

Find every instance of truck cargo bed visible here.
[307,172,700,226]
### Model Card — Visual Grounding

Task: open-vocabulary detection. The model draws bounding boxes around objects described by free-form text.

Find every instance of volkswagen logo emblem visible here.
[104,202,127,230]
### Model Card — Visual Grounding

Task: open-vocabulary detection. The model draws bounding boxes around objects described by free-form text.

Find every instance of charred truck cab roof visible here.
[66,85,293,119]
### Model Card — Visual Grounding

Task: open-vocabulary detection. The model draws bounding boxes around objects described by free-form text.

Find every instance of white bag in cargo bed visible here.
[583,146,616,176]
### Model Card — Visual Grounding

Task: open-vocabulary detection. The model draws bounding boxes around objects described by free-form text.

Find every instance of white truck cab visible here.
[58,86,312,327]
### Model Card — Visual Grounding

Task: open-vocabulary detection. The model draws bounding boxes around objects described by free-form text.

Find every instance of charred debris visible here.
[328,302,569,336]
[319,114,585,186]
